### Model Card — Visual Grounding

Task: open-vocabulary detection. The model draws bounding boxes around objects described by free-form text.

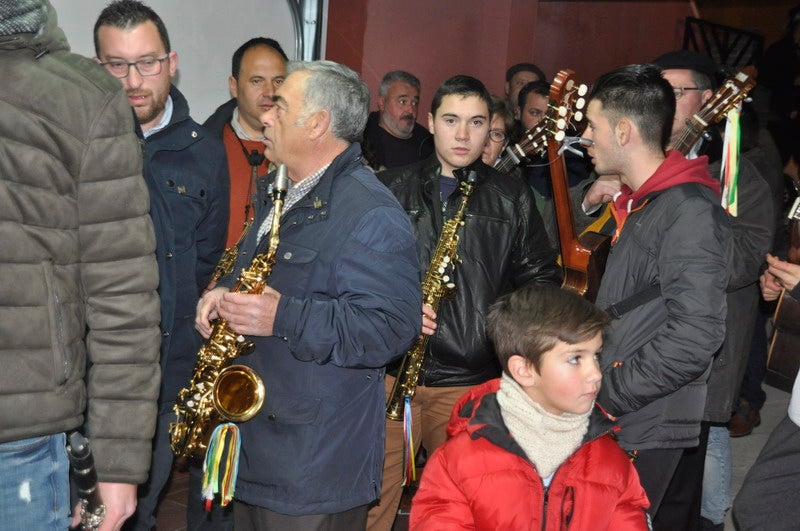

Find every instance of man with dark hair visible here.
[0,1,160,529]
[362,70,433,170]
[367,74,561,530]
[583,63,731,522]
[517,79,550,129]
[513,80,592,248]
[650,50,774,531]
[197,59,421,530]
[204,38,288,248]
[93,1,229,528]
[505,62,546,111]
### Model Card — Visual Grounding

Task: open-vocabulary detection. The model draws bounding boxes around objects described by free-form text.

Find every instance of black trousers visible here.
[631,446,683,519]
[234,501,369,531]
[652,422,710,531]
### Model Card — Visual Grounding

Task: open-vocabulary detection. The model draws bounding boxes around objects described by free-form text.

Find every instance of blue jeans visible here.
[0,433,72,529]
[702,425,732,524]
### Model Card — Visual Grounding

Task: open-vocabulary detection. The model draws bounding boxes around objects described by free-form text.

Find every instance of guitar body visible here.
[561,231,611,302]
[766,200,800,392]
[766,288,800,392]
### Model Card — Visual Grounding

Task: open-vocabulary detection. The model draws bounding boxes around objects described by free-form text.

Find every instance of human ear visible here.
[507,355,539,387]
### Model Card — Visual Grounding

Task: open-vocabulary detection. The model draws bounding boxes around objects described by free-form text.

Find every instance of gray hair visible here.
[379,70,421,98]
[288,60,369,144]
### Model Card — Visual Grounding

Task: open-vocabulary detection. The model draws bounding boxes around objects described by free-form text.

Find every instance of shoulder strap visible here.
[605,284,661,319]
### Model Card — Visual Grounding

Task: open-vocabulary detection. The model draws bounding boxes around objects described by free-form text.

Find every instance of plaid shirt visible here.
[256,163,331,242]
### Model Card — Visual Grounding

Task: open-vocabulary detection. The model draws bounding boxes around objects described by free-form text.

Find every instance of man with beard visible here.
[204,38,288,248]
[362,70,433,170]
[93,1,229,529]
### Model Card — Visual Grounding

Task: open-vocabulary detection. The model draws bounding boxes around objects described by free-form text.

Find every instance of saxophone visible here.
[169,165,290,459]
[386,168,478,420]
[210,218,253,285]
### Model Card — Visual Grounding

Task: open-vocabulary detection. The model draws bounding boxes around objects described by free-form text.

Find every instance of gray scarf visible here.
[496,372,590,478]
[0,0,46,36]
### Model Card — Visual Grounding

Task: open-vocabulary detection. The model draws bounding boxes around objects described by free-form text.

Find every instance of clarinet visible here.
[67,432,105,531]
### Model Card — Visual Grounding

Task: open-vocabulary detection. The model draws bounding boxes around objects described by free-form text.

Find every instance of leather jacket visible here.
[378,156,561,386]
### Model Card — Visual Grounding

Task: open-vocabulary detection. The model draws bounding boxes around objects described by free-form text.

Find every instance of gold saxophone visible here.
[169,165,290,459]
[386,169,478,421]
[210,218,253,286]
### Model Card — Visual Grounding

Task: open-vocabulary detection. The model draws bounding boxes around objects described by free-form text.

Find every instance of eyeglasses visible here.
[672,86,701,100]
[489,129,508,143]
[100,55,170,78]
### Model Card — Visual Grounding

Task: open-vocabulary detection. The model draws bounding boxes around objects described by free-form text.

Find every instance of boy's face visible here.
[428,94,490,177]
[525,332,603,416]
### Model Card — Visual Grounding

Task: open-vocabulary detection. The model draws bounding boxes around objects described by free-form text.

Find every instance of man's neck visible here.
[622,150,666,192]
[287,139,349,184]
[378,118,413,140]
[234,110,265,140]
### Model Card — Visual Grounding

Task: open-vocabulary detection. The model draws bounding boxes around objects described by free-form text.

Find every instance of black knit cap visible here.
[651,50,720,80]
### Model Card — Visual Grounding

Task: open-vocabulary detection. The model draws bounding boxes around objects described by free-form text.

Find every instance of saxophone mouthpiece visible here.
[274,164,290,193]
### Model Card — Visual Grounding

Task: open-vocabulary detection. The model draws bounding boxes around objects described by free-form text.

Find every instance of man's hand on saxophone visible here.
[421,304,438,336]
[218,288,282,337]
[195,285,283,339]
[195,286,226,338]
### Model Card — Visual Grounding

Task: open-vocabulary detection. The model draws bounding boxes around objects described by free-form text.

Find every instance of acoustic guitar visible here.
[545,69,609,301]
[766,197,800,392]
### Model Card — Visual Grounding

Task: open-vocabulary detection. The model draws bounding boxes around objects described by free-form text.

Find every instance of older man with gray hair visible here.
[196,60,422,530]
[362,70,433,170]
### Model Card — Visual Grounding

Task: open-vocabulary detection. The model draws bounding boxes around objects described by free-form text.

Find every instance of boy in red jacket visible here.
[410,285,651,530]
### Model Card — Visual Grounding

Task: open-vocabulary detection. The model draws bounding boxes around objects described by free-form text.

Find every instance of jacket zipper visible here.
[541,485,549,531]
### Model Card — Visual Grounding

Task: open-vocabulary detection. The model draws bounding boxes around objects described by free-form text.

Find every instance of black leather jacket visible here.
[378,156,561,386]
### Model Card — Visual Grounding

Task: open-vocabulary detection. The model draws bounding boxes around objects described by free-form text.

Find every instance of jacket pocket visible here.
[272,240,319,292]
[42,260,68,386]
[164,176,208,253]
[262,391,321,425]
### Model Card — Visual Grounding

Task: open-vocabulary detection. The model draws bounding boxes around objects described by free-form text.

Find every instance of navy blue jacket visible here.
[219,143,421,515]
[143,85,229,404]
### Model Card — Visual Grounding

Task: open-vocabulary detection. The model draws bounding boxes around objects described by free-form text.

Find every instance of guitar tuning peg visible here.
[574,111,584,122]
[555,130,566,142]
[558,106,568,117]
[565,79,574,90]
[578,84,588,96]
[556,118,567,130]
[575,98,585,110]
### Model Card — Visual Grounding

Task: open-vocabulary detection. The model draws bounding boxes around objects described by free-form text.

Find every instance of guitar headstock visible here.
[549,69,588,144]
[495,69,587,172]
[699,71,756,125]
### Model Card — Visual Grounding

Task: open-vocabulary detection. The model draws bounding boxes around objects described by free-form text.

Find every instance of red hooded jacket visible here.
[410,379,651,530]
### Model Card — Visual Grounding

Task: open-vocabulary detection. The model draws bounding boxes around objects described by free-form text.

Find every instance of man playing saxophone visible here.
[368,75,562,530]
[195,60,422,531]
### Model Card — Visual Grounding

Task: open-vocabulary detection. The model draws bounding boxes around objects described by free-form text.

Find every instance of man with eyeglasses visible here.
[362,70,434,170]
[367,75,560,531]
[93,1,229,530]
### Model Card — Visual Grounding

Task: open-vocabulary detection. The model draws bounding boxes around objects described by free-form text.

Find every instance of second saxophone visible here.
[386,168,478,420]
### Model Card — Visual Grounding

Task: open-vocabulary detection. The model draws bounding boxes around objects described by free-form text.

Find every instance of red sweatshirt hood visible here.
[612,150,720,224]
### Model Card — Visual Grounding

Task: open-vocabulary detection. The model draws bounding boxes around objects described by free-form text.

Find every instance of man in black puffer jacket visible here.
[367,75,561,531]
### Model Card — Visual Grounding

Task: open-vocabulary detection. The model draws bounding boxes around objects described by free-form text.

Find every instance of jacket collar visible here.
[258,142,365,213]
[454,378,619,462]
